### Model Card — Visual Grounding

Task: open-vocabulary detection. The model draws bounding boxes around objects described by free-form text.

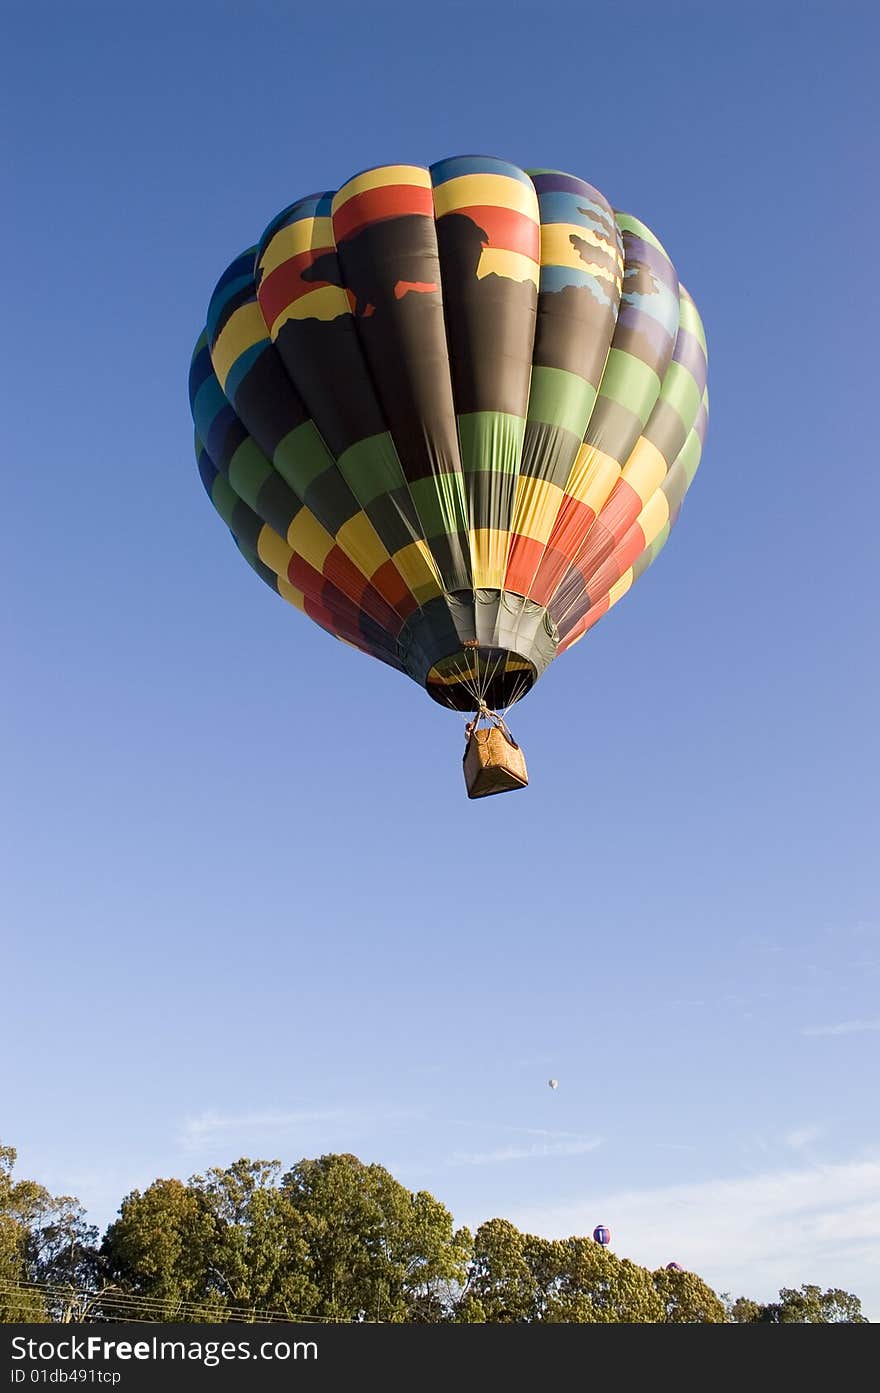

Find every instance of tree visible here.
[1,1142,100,1322]
[459,1224,669,1323]
[189,1159,315,1316]
[458,1219,539,1322]
[3,1141,872,1326]
[280,1154,471,1322]
[551,1244,666,1323]
[724,1293,763,1323]
[102,1162,317,1320]
[723,1284,867,1323]
[652,1266,725,1323]
[101,1176,223,1318]
[101,1154,470,1323]
[1,1144,48,1321]
[28,1197,99,1294]
[765,1284,868,1324]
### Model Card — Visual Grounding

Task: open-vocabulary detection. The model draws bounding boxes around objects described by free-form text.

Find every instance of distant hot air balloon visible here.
[593,1225,611,1247]
[548,1078,558,1090]
[666,1261,684,1272]
[189,156,708,795]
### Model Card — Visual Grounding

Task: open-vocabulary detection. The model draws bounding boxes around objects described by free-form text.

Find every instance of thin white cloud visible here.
[179,1104,420,1153]
[507,1158,880,1320]
[802,1019,880,1037]
[446,1119,592,1141]
[514,1128,588,1140]
[180,1108,350,1150]
[450,1138,602,1167]
[785,1126,821,1151]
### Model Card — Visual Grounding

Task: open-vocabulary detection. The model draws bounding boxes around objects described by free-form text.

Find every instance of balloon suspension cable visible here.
[454,639,530,733]
[501,672,530,720]
[447,652,481,709]
[464,697,514,745]
[479,646,506,708]
[462,651,531,740]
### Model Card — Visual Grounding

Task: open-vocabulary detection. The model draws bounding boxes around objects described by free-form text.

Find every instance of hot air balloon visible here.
[666,1261,684,1272]
[189,157,708,795]
[593,1225,611,1247]
[548,1078,558,1090]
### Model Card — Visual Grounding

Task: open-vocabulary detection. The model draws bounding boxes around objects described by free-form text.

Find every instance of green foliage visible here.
[0,1144,47,1321]
[1,1142,99,1321]
[765,1284,868,1324]
[652,1265,726,1323]
[549,1246,664,1323]
[459,1223,708,1322]
[192,1159,314,1315]
[724,1283,868,1323]
[1,1141,871,1324]
[101,1177,227,1318]
[100,1153,471,1322]
[279,1154,471,1321]
[724,1293,764,1322]
[101,1162,316,1319]
[460,1218,537,1321]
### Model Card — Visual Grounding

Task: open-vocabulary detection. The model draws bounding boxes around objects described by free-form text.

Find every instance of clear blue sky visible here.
[3,0,879,1317]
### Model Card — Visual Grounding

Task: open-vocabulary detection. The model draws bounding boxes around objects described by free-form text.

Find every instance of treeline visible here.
[0,1142,867,1323]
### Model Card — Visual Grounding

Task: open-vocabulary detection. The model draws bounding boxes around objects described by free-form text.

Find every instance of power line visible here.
[0,1279,380,1324]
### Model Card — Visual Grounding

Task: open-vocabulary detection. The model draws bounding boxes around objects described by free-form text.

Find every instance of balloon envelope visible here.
[548,1078,558,1089]
[190,157,707,716]
[593,1225,611,1246]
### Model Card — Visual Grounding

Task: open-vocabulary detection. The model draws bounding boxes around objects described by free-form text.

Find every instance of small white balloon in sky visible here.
[548,1078,558,1090]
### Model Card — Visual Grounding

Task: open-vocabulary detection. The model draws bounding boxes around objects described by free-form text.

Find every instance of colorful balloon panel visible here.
[190,157,707,713]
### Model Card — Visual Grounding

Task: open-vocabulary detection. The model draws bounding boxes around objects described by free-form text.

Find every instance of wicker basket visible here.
[463,726,529,799]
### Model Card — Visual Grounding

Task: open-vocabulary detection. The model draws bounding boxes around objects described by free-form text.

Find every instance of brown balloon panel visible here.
[425,647,537,712]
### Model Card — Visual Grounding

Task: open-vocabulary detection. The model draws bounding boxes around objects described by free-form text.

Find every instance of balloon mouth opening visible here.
[424,646,537,712]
